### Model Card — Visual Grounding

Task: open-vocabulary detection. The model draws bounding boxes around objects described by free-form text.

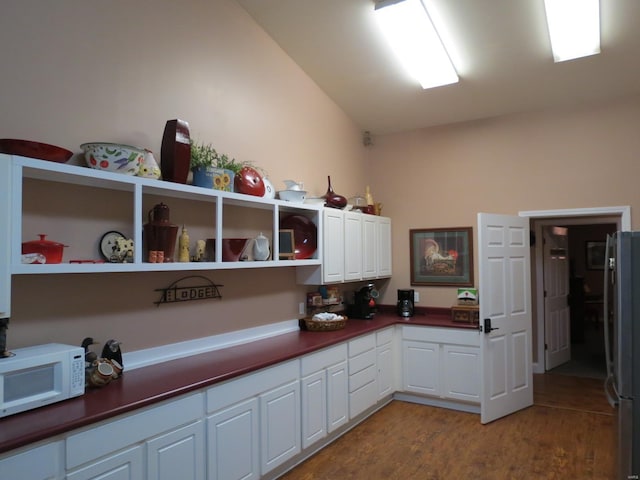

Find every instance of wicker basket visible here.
[304,316,347,332]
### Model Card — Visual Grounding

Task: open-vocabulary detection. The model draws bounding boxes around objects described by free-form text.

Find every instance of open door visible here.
[543,226,571,370]
[478,213,533,424]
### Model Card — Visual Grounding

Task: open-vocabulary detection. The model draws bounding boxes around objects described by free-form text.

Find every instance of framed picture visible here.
[585,241,606,270]
[410,227,474,286]
[278,229,295,260]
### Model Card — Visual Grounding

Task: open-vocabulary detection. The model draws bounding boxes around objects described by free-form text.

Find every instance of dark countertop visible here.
[0,308,476,455]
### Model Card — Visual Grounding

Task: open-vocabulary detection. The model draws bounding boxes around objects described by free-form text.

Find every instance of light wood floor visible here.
[280,374,616,480]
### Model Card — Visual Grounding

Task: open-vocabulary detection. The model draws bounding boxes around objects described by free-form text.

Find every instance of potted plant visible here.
[190,141,241,191]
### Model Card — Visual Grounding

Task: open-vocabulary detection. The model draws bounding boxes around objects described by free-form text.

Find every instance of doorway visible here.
[519,206,630,377]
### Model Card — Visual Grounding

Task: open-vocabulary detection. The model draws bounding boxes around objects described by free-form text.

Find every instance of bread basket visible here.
[303,315,347,332]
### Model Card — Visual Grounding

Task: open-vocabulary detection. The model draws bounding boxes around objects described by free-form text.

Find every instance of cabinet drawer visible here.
[301,344,347,376]
[348,347,376,375]
[349,364,377,392]
[376,327,394,346]
[348,333,376,357]
[349,380,378,418]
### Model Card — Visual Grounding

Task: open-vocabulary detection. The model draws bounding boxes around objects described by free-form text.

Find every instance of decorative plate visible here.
[100,231,126,260]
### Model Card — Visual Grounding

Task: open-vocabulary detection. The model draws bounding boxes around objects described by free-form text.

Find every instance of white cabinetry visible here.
[206,360,300,479]
[297,209,392,285]
[401,326,480,406]
[0,154,321,278]
[65,393,204,480]
[376,327,396,400]
[348,333,378,418]
[300,344,348,449]
[0,441,64,480]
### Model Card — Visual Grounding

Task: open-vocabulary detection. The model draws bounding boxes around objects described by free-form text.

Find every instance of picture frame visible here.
[585,241,606,270]
[278,229,295,260]
[410,227,474,286]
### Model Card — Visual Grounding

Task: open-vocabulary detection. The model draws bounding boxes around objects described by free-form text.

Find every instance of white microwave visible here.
[0,343,85,418]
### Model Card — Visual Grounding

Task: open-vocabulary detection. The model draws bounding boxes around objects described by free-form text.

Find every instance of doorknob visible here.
[480,318,499,334]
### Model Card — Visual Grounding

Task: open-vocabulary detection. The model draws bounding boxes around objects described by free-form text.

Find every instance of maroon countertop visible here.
[0,308,476,454]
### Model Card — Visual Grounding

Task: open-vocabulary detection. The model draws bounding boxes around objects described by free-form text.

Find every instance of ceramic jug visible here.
[253,232,270,261]
[144,203,178,262]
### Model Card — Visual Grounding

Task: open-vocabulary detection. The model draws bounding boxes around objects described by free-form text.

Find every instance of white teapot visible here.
[253,232,270,261]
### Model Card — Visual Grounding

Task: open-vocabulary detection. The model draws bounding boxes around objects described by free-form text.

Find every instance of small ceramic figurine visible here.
[137,149,161,179]
[179,226,190,262]
[195,239,206,261]
[114,237,134,263]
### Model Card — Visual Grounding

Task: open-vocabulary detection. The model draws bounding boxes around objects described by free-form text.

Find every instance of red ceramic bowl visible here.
[0,139,73,163]
[280,215,317,259]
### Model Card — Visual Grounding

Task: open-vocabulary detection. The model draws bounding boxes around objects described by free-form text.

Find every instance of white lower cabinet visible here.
[146,420,205,480]
[376,327,395,400]
[207,397,259,480]
[206,360,300,479]
[348,333,378,418]
[65,393,204,480]
[401,326,480,404]
[0,441,64,480]
[300,344,348,449]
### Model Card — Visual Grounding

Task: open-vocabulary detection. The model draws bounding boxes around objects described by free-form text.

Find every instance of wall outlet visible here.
[414,291,420,303]
[299,302,306,315]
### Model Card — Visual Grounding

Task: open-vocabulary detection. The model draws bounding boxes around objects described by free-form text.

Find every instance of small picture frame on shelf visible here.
[279,229,295,259]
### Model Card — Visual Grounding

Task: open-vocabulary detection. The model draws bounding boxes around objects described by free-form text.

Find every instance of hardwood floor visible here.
[279,374,616,480]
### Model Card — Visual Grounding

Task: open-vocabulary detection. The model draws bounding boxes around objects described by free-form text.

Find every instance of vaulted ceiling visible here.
[236,0,640,134]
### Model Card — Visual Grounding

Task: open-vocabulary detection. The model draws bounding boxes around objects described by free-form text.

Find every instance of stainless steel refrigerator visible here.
[604,232,640,478]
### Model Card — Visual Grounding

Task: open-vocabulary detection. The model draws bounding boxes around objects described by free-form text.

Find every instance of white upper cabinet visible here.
[297,209,392,285]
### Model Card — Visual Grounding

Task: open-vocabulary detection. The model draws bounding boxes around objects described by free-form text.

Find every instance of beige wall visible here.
[4,2,640,354]
[2,0,367,350]
[367,97,640,308]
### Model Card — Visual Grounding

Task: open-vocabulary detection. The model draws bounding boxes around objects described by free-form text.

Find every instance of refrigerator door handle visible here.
[604,374,619,408]
[603,234,614,378]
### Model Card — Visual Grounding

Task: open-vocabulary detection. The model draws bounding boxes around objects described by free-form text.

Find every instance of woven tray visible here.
[304,316,347,332]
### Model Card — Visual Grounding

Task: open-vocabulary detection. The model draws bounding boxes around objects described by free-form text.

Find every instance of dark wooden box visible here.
[451,305,479,324]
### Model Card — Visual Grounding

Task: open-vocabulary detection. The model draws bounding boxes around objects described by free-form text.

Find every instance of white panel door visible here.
[344,211,363,281]
[301,371,326,449]
[377,216,393,277]
[402,340,440,396]
[207,398,259,480]
[147,421,205,480]
[543,226,571,370]
[260,380,301,474]
[326,361,348,433]
[362,215,377,279]
[322,209,345,283]
[478,213,533,424]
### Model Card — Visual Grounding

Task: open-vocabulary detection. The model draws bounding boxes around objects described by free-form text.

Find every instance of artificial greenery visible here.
[190,140,244,174]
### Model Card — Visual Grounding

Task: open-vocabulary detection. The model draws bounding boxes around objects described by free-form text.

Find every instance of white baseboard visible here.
[123,319,300,370]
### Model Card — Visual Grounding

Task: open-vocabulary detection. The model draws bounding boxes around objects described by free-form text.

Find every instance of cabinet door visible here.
[207,398,259,480]
[402,340,440,396]
[0,157,11,318]
[0,442,63,480]
[322,209,345,283]
[147,420,205,480]
[326,360,348,433]
[361,215,377,279]
[343,211,362,281]
[442,345,480,403]
[66,445,143,480]
[301,370,326,449]
[377,341,394,399]
[377,216,392,277]
[260,380,301,474]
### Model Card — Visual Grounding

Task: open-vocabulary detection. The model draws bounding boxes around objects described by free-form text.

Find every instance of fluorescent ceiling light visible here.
[544,0,600,62]
[374,0,458,89]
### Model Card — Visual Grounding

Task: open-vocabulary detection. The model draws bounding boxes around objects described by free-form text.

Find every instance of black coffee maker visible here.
[348,283,378,319]
[397,289,415,317]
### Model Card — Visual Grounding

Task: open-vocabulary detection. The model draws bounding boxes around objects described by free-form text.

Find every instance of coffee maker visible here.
[348,283,378,319]
[397,289,415,317]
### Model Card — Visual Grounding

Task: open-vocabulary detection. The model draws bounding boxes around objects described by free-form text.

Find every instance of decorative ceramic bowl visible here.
[0,139,73,163]
[278,190,307,203]
[81,142,145,175]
